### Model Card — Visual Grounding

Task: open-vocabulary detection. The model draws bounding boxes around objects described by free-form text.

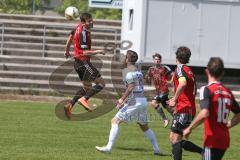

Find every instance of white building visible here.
[121,0,240,69]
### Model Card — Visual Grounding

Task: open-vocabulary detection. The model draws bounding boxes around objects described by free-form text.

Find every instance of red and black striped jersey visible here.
[200,82,240,149]
[72,23,91,61]
[173,64,196,116]
[147,65,172,94]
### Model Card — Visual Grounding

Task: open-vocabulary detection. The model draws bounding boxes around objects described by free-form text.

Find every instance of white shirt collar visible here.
[208,81,221,86]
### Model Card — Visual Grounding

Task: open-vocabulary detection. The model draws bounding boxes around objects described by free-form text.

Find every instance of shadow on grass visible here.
[116,146,149,152]
[55,91,116,121]
[116,146,173,157]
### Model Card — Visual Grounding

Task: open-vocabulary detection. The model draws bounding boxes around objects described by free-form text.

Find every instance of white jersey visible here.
[115,67,148,124]
[124,70,145,104]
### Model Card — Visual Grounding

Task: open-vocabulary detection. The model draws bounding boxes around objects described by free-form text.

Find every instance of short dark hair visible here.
[152,53,162,60]
[175,46,191,64]
[207,57,224,78]
[126,50,138,63]
[80,12,92,22]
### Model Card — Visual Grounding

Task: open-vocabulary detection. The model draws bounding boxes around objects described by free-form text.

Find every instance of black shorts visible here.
[74,59,101,82]
[171,113,194,135]
[153,94,169,108]
[203,147,226,160]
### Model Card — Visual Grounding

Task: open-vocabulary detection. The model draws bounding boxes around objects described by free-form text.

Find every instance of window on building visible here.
[129,9,134,31]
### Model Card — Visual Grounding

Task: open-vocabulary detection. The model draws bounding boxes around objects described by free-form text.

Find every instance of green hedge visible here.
[0,0,122,20]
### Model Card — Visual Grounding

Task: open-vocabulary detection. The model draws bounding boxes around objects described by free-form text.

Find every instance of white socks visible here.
[144,129,160,153]
[105,125,160,153]
[106,123,119,151]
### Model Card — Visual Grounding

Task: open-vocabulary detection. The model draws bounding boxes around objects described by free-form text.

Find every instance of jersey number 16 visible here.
[217,98,230,124]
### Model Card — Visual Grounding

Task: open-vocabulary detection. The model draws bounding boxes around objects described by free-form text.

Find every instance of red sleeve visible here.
[73,26,84,57]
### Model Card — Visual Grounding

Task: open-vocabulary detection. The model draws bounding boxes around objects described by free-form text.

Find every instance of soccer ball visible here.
[65,6,79,20]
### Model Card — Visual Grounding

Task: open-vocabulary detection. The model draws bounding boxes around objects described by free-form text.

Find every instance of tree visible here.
[0,0,121,20]
[56,0,122,20]
[0,0,50,14]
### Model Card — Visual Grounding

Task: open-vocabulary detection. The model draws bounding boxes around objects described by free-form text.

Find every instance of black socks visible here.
[172,142,182,160]
[181,140,203,154]
[172,140,202,160]
[71,87,86,106]
[84,84,103,100]
[155,105,167,120]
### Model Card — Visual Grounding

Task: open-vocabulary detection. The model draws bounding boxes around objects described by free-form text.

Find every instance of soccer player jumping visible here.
[168,46,203,160]
[95,50,166,156]
[145,53,173,127]
[64,13,105,118]
[183,57,240,160]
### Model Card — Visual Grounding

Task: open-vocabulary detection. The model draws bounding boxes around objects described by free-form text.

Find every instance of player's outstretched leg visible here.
[160,95,174,116]
[78,77,105,111]
[64,87,86,119]
[96,117,120,153]
[172,141,182,160]
[151,99,169,127]
[181,140,202,154]
[169,131,184,160]
[138,123,168,156]
[170,140,203,160]
[156,105,169,127]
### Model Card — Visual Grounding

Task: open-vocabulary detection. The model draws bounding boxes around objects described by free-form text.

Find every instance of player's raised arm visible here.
[183,86,211,138]
[168,75,187,107]
[83,49,105,56]
[144,68,152,84]
[116,73,135,110]
[65,31,74,58]
[164,65,173,82]
[119,83,135,102]
[173,77,186,99]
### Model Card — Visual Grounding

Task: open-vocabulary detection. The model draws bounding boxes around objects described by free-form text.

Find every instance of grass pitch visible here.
[0,99,239,160]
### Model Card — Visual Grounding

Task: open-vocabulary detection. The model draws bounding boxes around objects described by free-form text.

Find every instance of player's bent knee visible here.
[169,134,173,143]
[101,79,106,87]
[83,81,92,89]
[100,82,105,88]
[169,133,178,144]
[111,118,115,124]
[111,117,120,124]
[95,78,105,88]
[150,100,157,108]
[138,123,149,132]
[170,134,182,144]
